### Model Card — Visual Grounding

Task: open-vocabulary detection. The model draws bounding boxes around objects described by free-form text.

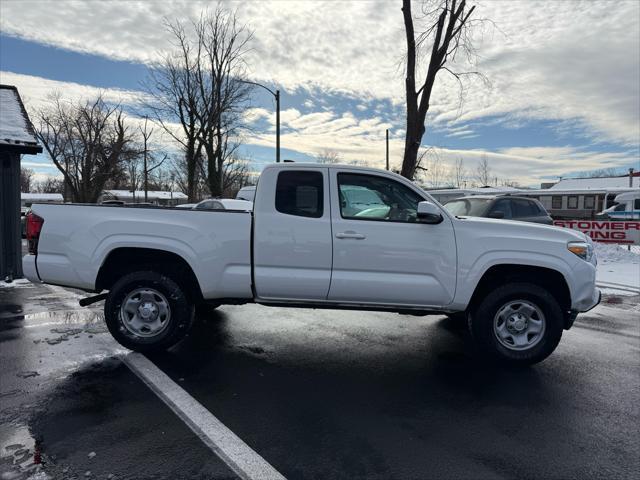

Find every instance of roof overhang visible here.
[0,142,43,155]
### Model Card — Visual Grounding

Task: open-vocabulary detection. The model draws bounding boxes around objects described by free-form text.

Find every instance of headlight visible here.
[567,241,593,261]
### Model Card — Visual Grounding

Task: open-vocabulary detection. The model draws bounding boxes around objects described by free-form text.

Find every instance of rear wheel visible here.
[105,271,194,352]
[468,282,563,366]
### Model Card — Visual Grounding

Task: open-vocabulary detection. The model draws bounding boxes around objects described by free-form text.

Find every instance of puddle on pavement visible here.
[22,310,106,332]
[0,424,47,480]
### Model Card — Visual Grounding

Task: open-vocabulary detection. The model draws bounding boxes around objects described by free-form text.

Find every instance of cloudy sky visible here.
[1,0,639,187]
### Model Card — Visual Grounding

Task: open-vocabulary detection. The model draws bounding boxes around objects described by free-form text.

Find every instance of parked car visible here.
[23,164,600,365]
[175,203,197,209]
[193,199,253,211]
[444,195,554,224]
[598,191,640,220]
[235,186,256,202]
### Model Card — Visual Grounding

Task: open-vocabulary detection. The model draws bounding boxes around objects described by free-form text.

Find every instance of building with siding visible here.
[0,85,42,280]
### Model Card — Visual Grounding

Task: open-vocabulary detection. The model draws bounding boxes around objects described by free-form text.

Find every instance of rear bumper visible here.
[22,255,40,283]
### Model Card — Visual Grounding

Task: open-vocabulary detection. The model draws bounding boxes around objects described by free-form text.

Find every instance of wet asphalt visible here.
[0,280,639,480]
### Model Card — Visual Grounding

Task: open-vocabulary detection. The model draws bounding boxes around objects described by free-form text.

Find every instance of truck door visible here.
[253,167,333,301]
[328,170,457,307]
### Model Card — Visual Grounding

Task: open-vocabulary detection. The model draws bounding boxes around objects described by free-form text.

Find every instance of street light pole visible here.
[386,128,389,171]
[276,90,280,163]
[240,80,281,163]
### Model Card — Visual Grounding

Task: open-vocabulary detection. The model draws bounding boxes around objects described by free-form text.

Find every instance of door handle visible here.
[335,231,366,239]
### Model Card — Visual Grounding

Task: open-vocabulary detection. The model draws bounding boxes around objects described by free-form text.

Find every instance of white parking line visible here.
[123,352,287,480]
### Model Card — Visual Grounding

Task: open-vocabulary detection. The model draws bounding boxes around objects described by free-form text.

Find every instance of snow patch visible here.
[594,243,640,292]
[0,88,36,144]
[594,243,639,264]
[0,278,32,289]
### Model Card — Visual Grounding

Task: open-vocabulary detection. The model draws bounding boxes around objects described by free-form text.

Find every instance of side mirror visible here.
[488,211,505,219]
[417,201,443,224]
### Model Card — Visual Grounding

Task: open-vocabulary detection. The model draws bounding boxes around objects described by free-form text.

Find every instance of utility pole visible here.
[386,129,389,170]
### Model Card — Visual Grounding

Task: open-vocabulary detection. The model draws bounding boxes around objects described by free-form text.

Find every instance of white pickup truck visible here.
[23,164,600,365]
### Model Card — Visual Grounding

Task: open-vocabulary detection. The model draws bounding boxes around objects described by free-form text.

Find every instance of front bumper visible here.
[565,288,600,330]
[583,287,602,313]
[570,254,601,312]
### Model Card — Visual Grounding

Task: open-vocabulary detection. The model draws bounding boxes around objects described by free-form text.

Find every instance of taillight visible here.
[26,212,44,255]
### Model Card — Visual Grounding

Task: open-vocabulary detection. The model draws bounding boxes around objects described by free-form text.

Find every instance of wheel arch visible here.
[95,247,203,302]
[467,264,572,320]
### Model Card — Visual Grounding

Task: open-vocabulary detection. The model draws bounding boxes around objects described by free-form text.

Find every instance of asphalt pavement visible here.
[1,280,638,480]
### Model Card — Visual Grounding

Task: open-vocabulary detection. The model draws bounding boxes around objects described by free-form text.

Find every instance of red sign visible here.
[553,220,640,245]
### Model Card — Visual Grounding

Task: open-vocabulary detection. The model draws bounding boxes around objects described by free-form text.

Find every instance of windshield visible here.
[444,198,492,216]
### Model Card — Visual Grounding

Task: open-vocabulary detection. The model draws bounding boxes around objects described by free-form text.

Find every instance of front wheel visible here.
[468,282,563,366]
[104,271,194,352]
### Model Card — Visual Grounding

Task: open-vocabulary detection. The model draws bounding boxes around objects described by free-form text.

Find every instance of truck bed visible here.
[26,204,253,299]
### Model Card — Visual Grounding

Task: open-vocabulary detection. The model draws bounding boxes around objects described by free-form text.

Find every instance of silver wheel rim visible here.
[493,300,545,351]
[120,288,171,338]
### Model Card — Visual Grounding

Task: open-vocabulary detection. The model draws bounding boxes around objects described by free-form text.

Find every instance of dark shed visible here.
[0,84,43,281]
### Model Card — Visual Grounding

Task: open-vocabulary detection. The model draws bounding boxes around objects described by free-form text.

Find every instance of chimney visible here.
[630,168,635,188]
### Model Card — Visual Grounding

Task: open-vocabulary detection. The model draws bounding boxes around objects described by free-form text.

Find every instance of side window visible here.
[195,201,212,210]
[552,196,563,209]
[634,199,640,210]
[567,196,578,209]
[534,200,547,215]
[584,195,595,209]
[338,173,423,223]
[512,199,539,217]
[275,170,324,218]
[211,201,224,210]
[489,199,512,219]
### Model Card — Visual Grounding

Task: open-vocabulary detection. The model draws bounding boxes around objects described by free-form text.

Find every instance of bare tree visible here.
[316,148,341,164]
[453,157,466,187]
[144,20,203,202]
[500,178,521,188]
[137,117,167,201]
[474,154,491,186]
[401,0,481,180]
[145,7,252,200]
[193,8,253,197]
[33,177,64,194]
[221,155,252,196]
[585,167,626,178]
[34,94,135,203]
[419,148,448,188]
[20,167,34,192]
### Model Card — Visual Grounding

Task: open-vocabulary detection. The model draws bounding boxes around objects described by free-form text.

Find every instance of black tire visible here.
[195,302,221,318]
[468,282,563,366]
[445,312,467,322]
[104,271,194,353]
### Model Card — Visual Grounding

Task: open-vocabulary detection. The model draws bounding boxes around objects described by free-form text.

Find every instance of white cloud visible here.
[0,71,146,112]
[1,1,638,146]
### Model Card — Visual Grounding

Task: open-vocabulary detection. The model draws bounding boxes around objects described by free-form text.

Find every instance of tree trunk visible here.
[186,141,197,202]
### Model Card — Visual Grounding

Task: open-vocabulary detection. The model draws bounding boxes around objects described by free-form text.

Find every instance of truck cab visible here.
[252,165,456,307]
